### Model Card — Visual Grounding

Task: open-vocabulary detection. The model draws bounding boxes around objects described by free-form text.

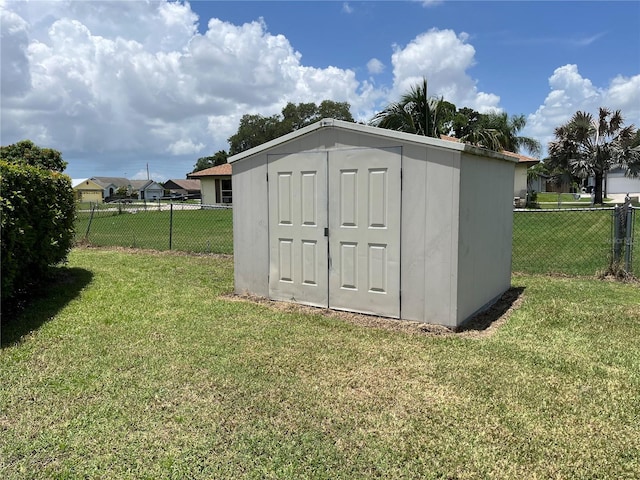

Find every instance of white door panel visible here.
[268,152,328,307]
[267,147,401,318]
[328,147,401,318]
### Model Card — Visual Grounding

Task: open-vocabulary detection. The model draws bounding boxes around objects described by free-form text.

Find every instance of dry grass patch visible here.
[226,286,525,338]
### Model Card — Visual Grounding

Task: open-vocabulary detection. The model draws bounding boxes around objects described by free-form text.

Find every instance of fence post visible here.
[169,202,173,250]
[84,203,96,240]
[613,205,623,265]
[613,201,634,273]
[625,206,634,272]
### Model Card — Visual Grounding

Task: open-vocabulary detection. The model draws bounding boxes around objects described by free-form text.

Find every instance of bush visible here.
[0,160,76,305]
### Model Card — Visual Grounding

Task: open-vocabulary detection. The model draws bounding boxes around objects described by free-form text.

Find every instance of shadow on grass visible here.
[457,286,526,333]
[1,267,93,348]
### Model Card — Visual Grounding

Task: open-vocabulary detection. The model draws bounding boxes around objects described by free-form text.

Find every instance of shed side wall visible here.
[398,143,428,323]
[233,155,269,297]
[456,153,514,324]
[421,148,460,327]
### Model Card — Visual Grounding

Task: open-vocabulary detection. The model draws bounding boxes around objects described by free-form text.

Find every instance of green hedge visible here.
[0,160,76,303]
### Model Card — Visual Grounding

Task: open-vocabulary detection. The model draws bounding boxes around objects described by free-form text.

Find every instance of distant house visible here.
[130,180,164,201]
[527,172,550,194]
[72,178,104,203]
[187,164,232,205]
[500,150,540,198]
[605,167,640,195]
[548,169,640,196]
[163,179,201,199]
[90,177,132,199]
[544,176,574,194]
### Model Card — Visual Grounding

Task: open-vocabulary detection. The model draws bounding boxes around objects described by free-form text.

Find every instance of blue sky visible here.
[1,0,639,181]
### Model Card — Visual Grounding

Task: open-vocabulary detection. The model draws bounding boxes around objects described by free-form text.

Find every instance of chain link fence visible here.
[635,208,640,277]
[75,201,233,254]
[513,206,637,277]
[75,202,638,277]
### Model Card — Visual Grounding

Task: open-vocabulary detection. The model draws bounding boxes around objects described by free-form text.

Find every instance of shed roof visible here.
[187,163,232,177]
[228,118,519,164]
[439,135,539,164]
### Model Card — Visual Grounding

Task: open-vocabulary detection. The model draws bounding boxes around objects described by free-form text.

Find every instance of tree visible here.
[434,100,457,137]
[453,109,540,156]
[370,78,447,138]
[280,100,354,132]
[479,112,541,156]
[1,140,75,306]
[316,100,354,123]
[0,139,67,171]
[228,101,355,155]
[547,107,640,204]
[369,80,538,156]
[453,107,502,151]
[228,114,283,155]
[281,102,318,131]
[192,150,228,173]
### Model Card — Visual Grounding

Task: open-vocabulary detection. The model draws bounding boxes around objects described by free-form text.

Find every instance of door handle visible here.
[324,227,329,237]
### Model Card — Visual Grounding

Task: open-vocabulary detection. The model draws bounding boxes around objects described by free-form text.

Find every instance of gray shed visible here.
[229,119,516,328]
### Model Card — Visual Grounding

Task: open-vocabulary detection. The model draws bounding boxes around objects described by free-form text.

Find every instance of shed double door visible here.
[268,147,401,318]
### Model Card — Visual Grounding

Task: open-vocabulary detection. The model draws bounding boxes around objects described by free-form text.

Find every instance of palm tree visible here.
[371,79,541,158]
[453,109,540,156]
[370,78,448,138]
[547,107,640,204]
[481,112,541,156]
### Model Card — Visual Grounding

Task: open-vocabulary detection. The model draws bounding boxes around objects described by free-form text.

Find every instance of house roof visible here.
[439,135,539,164]
[187,163,232,177]
[130,180,150,190]
[499,150,540,165]
[165,179,201,190]
[90,176,131,188]
[72,178,103,189]
[130,179,162,190]
[228,118,519,165]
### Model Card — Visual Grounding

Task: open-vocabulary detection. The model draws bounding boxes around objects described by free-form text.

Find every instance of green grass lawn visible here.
[75,207,233,254]
[2,248,639,479]
[513,207,640,277]
[535,192,587,203]
[73,204,640,277]
[513,208,614,275]
[532,193,624,209]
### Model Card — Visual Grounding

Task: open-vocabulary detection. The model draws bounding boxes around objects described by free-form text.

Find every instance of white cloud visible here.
[367,58,385,75]
[342,3,354,14]
[0,3,509,178]
[0,1,367,174]
[603,74,640,122]
[167,139,205,156]
[525,65,640,156]
[11,2,635,181]
[389,28,500,112]
[131,169,168,183]
[0,6,31,97]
